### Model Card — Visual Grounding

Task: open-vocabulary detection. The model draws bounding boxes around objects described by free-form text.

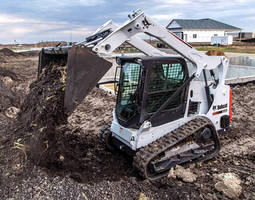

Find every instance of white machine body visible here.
[111,63,231,150]
[88,10,231,151]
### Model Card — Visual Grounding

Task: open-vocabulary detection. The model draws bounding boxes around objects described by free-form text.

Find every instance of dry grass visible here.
[13,139,27,160]
[196,46,255,54]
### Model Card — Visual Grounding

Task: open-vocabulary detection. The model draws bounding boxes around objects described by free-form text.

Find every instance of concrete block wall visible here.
[229,56,255,67]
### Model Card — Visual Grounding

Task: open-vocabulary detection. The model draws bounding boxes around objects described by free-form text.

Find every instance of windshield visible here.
[116,62,141,122]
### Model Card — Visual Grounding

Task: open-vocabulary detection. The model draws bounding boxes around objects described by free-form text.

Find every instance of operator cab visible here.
[115,56,189,129]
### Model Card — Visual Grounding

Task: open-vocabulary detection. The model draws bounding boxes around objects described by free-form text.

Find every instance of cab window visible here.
[146,62,185,113]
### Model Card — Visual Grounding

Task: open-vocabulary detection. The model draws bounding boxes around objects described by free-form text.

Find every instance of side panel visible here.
[206,84,231,130]
[185,80,231,130]
[111,110,138,149]
[136,117,192,149]
[111,107,193,150]
[111,81,230,150]
[186,80,209,115]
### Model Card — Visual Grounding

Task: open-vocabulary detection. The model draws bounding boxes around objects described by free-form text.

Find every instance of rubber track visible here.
[99,124,116,151]
[133,117,218,180]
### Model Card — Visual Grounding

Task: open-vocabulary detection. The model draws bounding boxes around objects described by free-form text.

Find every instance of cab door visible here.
[141,57,189,127]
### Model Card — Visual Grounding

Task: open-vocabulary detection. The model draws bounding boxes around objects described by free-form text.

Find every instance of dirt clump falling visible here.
[17,64,67,166]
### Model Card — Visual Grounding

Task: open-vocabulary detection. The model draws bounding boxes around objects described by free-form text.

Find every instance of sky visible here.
[0,0,254,44]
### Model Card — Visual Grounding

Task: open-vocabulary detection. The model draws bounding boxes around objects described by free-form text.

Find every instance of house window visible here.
[173,32,183,39]
[193,34,197,38]
[214,34,218,36]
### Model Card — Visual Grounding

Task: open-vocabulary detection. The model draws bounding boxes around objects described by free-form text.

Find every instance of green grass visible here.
[196,46,255,54]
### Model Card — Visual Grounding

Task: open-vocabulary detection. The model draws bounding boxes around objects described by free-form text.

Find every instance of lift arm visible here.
[92,10,228,78]
[64,10,229,113]
[82,20,167,56]
[42,19,166,57]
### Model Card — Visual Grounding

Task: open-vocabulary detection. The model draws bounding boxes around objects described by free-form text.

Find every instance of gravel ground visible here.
[0,51,254,200]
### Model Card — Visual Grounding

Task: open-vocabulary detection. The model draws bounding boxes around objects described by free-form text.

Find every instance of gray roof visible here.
[167,18,241,30]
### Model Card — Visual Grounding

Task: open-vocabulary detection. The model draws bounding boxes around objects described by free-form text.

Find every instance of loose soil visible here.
[0,49,254,200]
[0,48,18,57]
[17,62,67,167]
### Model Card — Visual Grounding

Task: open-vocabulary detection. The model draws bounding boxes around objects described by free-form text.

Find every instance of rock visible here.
[168,165,197,183]
[130,177,137,185]
[138,193,149,200]
[5,107,20,118]
[214,173,242,199]
[59,155,65,161]
[245,175,255,185]
[14,83,27,91]
[2,76,13,85]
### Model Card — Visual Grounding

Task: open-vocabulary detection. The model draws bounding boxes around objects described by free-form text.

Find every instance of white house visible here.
[166,18,241,43]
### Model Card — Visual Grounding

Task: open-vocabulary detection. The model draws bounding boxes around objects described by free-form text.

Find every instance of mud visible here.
[0,49,254,200]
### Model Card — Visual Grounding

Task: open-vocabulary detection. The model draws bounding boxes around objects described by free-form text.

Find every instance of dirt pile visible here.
[0,66,19,81]
[17,64,67,166]
[0,66,21,113]
[206,50,227,57]
[0,48,38,59]
[0,48,18,57]
[0,80,21,112]
[22,51,39,57]
[0,48,19,63]
[0,56,6,63]
[0,46,116,180]
[17,61,115,171]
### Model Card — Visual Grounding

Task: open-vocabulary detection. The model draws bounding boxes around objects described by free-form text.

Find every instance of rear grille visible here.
[188,101,199,115]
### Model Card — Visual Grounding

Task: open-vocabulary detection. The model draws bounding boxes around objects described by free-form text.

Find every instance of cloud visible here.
[151,13,182,21]
[0,14,25,24]
[49,0,105,7]
[0,0,254,43]
[26,0,106,9]
[138,0,253,30]
[150,13,183,25]
[0,13,95,43]
[152,0,189,5]
[78,0,106,6]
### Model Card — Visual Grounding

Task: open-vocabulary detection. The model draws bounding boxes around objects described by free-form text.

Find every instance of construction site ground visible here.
[0,49,254,200]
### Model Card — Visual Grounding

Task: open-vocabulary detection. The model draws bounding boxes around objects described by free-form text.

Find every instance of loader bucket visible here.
[38,48,68,76]
[64,46,112,114]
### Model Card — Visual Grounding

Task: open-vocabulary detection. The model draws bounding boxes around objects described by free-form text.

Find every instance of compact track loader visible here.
[38,10,231,180]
